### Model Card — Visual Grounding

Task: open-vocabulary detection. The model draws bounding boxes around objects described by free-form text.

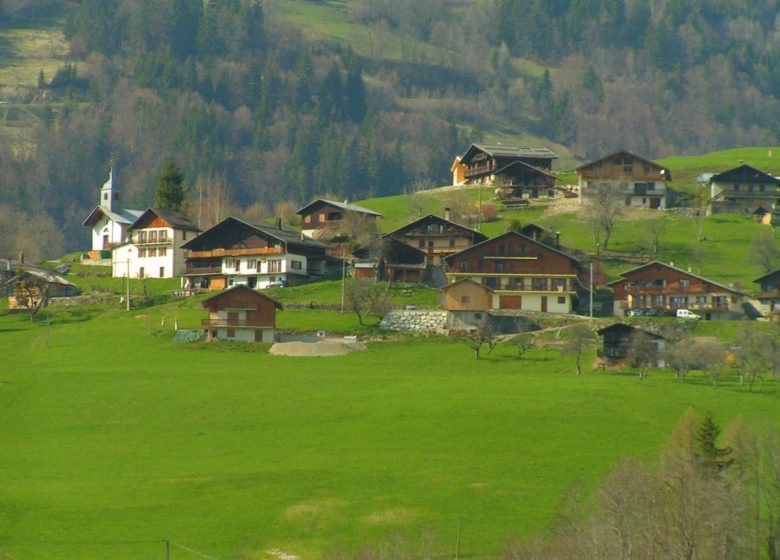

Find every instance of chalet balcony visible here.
[185,265,222,275]
[186,247,284,258]
[201,319,273,328]
[626,283,715,295]
[464,162,496,178]
[134,237,171,245]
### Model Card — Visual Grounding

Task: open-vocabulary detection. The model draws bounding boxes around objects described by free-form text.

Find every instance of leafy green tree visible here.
[154,159,186,212]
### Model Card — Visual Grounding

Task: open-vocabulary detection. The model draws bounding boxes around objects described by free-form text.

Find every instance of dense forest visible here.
[1,0,779,258]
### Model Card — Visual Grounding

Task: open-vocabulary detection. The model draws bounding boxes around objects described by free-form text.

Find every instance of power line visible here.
[170,541,220,560]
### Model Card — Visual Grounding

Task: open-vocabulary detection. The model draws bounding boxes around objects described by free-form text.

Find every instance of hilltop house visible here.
[707,164,780,214]
[753,269,780,316]
[577,150,671,209]
[296,199,382,240]
[82,168,143,258]
[457,143,558,186]
[443,231,583,314]
[609,261,746,319]
[351,236,427,283]
[111,208,200,279]
[182,217,329,290]
[201,284,282,343]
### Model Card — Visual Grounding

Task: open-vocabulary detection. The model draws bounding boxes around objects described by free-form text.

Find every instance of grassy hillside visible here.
[1,298,779,559]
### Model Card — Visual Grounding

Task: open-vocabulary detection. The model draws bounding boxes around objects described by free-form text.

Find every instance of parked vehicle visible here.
[267,279,287,288]
[676,309,701,320]
[645,308,665,317]
[627,308,644,317]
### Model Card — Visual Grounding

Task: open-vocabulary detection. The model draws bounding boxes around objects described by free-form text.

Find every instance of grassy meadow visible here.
[2,298,780,560]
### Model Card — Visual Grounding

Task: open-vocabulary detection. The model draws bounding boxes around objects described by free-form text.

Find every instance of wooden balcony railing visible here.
[186,247,284,258]
[201,319,273,328]
[186,265,222,275]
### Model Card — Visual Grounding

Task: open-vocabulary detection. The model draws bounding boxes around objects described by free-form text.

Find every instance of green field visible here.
[2,292,780,559]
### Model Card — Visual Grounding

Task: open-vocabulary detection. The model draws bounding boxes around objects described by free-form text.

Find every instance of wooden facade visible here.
[577,150,671,209]
[753,269,780,316]
[440,278,494,311]
[297,199,382,240]
[385,214,488,267]
[183,217,329,290]
[352,236,426,283]
[201,284,282,343]
[708,164,780,214]
[444,231,582,314]
[492,161,557,201]
[597,323,666,366]
[609,261,745,319]
[457,143,558,186]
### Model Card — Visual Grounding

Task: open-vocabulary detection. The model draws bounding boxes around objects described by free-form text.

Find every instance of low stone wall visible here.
[49,293,117,306]
[380,310,448,334]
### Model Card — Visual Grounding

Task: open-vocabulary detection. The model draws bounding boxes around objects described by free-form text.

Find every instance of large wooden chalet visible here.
[182,217,329,290]
[609,261,746,319]
[457,143,558,187]
[443,231,583,314]
[707,164,780,215]
[352,236,426,283]
[577,150,671,209]
[385,213,487,267]
[597,323,666,367]
[296,199,382,241]
[201,284,282,343]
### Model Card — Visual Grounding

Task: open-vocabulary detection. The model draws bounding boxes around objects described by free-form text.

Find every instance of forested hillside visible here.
[1,0,779,259]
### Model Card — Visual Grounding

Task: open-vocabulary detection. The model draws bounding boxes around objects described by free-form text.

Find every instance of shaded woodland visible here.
[1,0,779,257]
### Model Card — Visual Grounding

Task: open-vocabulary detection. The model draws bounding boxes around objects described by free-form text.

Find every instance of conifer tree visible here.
[155,159,186,212]
[695,412,734,478]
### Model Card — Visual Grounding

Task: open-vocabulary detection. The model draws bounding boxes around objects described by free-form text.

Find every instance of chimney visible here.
[17,252,24,265]
[276,217,282,230]
[444,207,451,221]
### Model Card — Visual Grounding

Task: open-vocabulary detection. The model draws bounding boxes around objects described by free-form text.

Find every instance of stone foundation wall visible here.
[380,310,448,333]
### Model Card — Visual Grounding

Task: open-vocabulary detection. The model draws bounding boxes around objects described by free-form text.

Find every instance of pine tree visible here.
[344,59,367,123]
[155,158,187,212]
[695,412,734,478]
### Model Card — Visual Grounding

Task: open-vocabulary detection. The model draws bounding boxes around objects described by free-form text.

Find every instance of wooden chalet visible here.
[753,269,780,316]
[708,164,780,214]
[597,323,666,366]
[609,261,746,320]
[385,213,488,267]
[201,284,282,343]
[182,217,329,290]
[296,199,382,240]
[444,231,583,314]
[517,223,560,247]
[111,208,201,279]
[491,161,557,202]
[457,143,558,186]
[352,236,426,283]
[577,150,671,209]
[5,267,79,310]
[440,278,494,330]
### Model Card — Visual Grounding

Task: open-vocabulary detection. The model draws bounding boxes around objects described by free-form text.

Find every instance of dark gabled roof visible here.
[492,159,558,179]
[385,214,488,242]
[519,222,557,237]
[3,267,77,288]
[754,268,780,284]
[597,322,664,339]
[576,150,671,180]
[82,206,144,227]
[181,216,328,251]
[709,163,780,185]
[443,230,581,268]
[440,277,495,293]
[130,208,201,232]
[296,199,383,217]
[609,261,747,295]
[459,143,559,165]
[200,284,283,309]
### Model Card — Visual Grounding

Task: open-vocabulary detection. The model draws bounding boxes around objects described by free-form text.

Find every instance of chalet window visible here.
[103,193,108,201]
[557,296,566,304]
[327,212,342,221]
[150,231,158,242]
[225,258,238,269]
[139,248,147,258]
[474,313,482,320]
[533,278,546,290]
[496,262,505,273]
[653,279,665,287]
[749,185,755,192]
[680,279,690,288]
[461,296,470,304]
[159,267,165,277]
[517,245,526,256]
[291,260,302,270]
[149,248,157,257]
[646,182,655,191]
[159,231,168,242]
[319,213,326,222]
[139,231,147,243]
[304,215,312,224]
[484,277,498,289]
[553,278,565,290]
[268,260,282,273]
[696,296,707,304]
[247,259,257,270]
[159,247,167,257]
[612,157,623,165]
[498,244,506,256]
[624,163,633,174]
[477,259,484,272]
[458,261,469,272]
[227,329,235,338]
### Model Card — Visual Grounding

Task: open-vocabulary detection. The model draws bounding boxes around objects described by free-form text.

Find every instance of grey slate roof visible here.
[296,199,383,217]
[82,206,143,227]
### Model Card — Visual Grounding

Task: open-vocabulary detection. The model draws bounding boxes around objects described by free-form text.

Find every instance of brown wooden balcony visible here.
[186,247,284,258]
[186,265,222,275]
[201,319,273,328]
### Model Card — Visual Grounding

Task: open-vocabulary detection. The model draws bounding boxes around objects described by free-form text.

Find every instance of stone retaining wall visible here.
[380,310,448,333]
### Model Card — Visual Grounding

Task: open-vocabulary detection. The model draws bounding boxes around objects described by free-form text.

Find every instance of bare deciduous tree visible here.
[463,322,498,360]
[581,182,624,252]
[561,324,595,375]
[627,330,658,379]
[345,280,392,326]
[751,230,780,274]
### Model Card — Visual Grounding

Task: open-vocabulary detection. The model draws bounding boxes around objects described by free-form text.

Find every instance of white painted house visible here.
[112,208,200,279]
[577,150,671,209]
[82,168,143,254]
